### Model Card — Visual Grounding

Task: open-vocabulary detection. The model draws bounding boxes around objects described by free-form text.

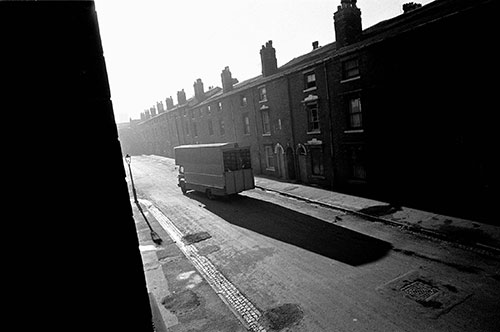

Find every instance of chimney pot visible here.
[403,2,422,13]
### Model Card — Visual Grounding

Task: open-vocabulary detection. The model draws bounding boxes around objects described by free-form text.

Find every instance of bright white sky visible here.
[95,0,435,124]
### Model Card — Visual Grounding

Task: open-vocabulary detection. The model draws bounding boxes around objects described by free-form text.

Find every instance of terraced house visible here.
[120,0,495,221]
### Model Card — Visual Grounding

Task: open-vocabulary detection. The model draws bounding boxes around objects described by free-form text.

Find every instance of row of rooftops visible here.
[131,0,486,126]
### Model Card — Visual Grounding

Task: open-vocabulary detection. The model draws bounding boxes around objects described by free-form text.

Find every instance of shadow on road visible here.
[187,192,393,266]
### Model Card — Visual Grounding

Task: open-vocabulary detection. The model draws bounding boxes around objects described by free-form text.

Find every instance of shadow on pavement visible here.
[187,192,393,266]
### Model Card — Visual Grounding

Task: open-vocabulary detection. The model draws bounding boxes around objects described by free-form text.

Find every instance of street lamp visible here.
[124,154,162,245]
[125,154,138,203]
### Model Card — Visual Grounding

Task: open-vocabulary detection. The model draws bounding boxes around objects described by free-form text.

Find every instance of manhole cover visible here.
[377,270,472,318]
[401,279,440,301]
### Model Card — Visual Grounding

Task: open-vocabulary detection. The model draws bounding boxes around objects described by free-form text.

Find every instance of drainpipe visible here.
[252,88,263,174]
[229,97,238,141]
[286,75,298,178]
[323,60,335,189]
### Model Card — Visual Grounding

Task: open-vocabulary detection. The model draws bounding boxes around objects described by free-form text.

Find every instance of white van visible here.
[174,142,255,199]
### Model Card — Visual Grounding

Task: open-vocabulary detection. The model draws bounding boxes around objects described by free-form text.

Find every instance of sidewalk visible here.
[254,176,500,256]
[132,200,247,332]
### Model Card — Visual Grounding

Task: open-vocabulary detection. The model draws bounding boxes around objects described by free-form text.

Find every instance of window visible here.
[184,119,189,135]
[261,109,271,135]
[348,145,366,180]
[223,149,251,171]
[243,114,251,135]
[217,101,223,112]
[207,119,214,135]
[207,105,211,114]
[342,59,360,80]
[310,146,324,176]
[219,118,225,136]
[192,121,198,137]
[265,145,275,170]
[348,97,362,129]
[259,86,267,102]
[240,95,247,107]
[304,72,316,90]
[306,102,320,133]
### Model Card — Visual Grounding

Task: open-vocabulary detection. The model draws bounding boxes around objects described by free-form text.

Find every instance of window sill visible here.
[311,175,326,179]
[303,86,317,93]
[344,129,364,133]
[307,130,321,135]
[259,99,268,103]
[266,167,275,171]
[348,178,367,185]
[340,76,360,83]
[262,133,271,137]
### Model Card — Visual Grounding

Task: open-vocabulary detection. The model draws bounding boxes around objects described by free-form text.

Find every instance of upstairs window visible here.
[261,109,271,135]
[348,97,362,129]
[219,118,225,136]
[243,114,251,135]
[217,101,223,112]
[240,95,248,107]
[342,58,360,80]
[192,121,198,137]
[304,72,316,90]
[259,86,267,102]
[306,102,320,133]
[184,119,189,136]
[207,119,214,136]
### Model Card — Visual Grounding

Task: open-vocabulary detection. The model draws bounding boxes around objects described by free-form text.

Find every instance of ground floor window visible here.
[348,97,362,129]
[348,145,366,180]
[265,145,275,170]
[309,145,324,176]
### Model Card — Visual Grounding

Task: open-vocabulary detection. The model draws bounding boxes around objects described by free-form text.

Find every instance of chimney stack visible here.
[260,40,278,77]
[221,66,238,93]
[312,41,319,50]
[334,0,362,49]
[177,89,187,105]
[157,101,165,113]
[193,78,205,101]
[165,96,174,110]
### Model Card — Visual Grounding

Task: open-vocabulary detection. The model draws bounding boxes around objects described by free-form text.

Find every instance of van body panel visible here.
[175,142,255,196]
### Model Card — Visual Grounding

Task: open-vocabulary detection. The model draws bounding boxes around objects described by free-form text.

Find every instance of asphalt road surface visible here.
[128,155,500,332]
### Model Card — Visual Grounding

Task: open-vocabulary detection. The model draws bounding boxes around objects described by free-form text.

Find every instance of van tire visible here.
[180,182,187,195]
[206,189,215,200]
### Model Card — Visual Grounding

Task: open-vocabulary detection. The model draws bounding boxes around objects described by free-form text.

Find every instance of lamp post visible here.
[125,154,162,245]
[125,154,138,203]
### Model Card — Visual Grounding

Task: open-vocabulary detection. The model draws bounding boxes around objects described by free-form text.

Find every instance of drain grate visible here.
[400,279,440,301]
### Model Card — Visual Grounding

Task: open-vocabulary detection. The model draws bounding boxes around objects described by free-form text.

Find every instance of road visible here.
[128,155,500,332]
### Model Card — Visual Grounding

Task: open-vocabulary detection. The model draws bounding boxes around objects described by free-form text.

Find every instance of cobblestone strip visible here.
[144,201,267,332]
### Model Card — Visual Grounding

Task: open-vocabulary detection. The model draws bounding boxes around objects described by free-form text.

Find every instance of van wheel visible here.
[206,189,215,200]
[180,182,187,194]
